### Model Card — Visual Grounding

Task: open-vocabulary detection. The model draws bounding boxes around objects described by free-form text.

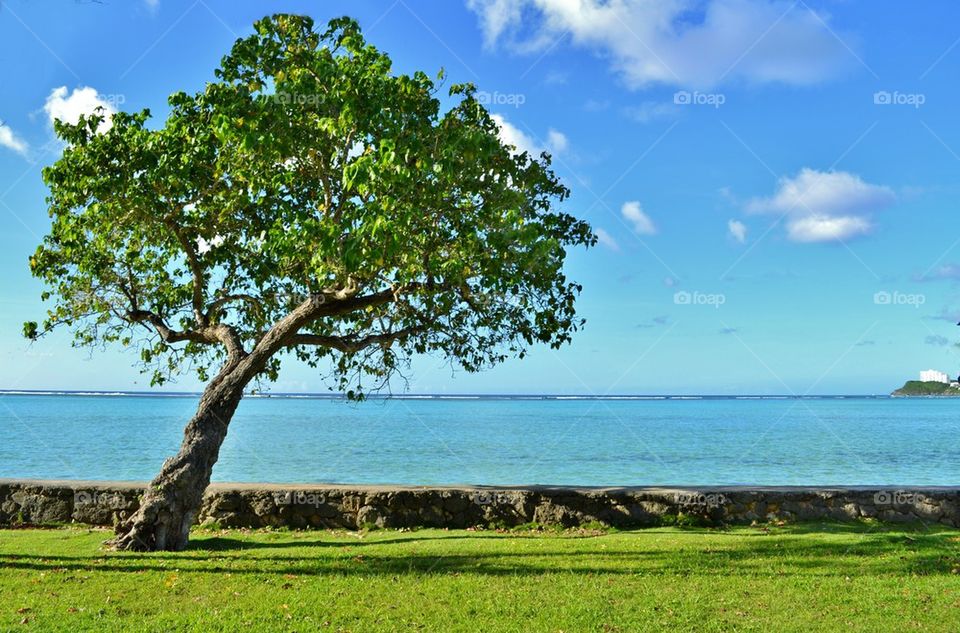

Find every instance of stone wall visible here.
[1,479,957,530]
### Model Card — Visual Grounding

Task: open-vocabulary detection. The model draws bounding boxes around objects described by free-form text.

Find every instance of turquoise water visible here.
[1,393,957,485]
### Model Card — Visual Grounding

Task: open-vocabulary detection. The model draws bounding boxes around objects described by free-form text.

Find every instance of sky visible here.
[2,0,960,395]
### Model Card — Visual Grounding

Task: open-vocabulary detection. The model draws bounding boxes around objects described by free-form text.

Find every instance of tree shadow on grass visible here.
[1,524,957,579]
[186,533,519,551]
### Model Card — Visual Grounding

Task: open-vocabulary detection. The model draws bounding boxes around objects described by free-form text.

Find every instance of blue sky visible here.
[2,0,960,395]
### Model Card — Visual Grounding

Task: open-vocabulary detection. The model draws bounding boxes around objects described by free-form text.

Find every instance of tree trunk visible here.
[109,365,248,551]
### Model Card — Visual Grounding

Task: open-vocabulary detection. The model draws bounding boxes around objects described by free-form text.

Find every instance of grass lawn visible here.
[1,522,959,631]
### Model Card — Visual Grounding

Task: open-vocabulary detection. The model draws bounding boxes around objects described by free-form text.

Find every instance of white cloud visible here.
[746,168,895,217]
[145,0,160,12]
[491,114,568,157]
[546,128,568,153]
[594,227,620,251]
[0,122,28,156]
[196,234,225,255]
[621,200,656,235]
[727,219,747,244]
[44,86,117,133]
[786,214,871,243]
[491,113,541,156]
[468,0,525,48]
[467,0,856,89]
[745,168,894,243]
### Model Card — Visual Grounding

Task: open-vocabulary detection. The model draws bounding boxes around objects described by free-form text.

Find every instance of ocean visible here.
[1,392,957,486]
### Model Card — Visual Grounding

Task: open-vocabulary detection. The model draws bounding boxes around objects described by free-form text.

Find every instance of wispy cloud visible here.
[727,219,747,244]
[622,101,678,124]
[594,227,620,252]
[925,307,960,324]
[491,114,568,156]
[637,315,671,329]
[0,121,28,157]
[467,0,858,89]
[546,128,568,153]
[621,200,656,235]
[745,168,895,243]
[915,264,960,282]
[925,334,950,347]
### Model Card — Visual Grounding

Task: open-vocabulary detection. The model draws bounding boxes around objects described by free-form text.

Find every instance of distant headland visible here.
[892,369,960,397]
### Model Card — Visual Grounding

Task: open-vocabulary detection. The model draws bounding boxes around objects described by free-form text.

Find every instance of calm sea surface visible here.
[1,393,957,486]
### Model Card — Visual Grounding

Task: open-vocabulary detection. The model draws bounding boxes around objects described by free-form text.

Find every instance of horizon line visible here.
[0,389,894,399]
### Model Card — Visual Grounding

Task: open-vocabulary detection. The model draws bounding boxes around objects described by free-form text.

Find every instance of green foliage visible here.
[196,519,223,531]
[660,512,714,528]
[27,14,594,393]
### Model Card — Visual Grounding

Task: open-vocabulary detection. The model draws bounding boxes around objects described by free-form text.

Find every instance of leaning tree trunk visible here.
[109,364,249,551]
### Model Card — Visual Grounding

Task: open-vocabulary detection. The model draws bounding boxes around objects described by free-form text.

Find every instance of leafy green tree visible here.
[26,14,593,551]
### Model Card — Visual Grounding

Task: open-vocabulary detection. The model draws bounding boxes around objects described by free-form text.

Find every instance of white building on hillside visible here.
[920,369,950,383]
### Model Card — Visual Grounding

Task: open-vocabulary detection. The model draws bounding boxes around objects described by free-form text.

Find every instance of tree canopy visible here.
[26,14,594,396]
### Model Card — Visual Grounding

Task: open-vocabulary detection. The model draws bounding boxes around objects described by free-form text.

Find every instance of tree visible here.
[25,14,594,551]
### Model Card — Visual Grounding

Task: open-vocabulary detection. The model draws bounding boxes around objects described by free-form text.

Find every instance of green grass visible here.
[2,522,959,631]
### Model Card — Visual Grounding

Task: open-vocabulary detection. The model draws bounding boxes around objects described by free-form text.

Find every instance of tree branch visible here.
[316,282,429,318]
[205,294,263,321]
[162,216,207,326]
[127,309,210,343]
[286,326,420,353]
[126,309,246,360]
